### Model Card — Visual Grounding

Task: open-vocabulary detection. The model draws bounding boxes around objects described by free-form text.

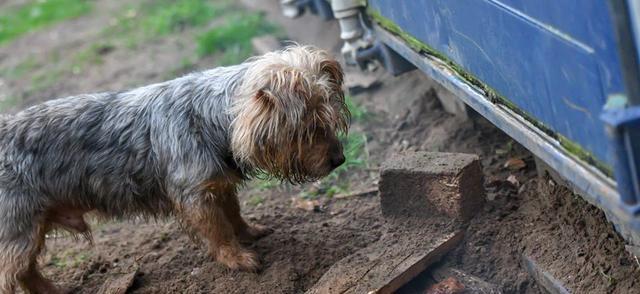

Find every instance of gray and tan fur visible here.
[0,45,348,293]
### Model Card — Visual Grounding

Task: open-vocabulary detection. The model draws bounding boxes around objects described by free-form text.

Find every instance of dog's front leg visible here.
[219,191,273,244]
[178,191,260,271]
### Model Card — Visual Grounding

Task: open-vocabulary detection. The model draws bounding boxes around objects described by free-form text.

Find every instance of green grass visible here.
[253,178,282,190]
[70,42,114,74]
[0,95,19,111]
[339,96,369,173]
[332,132,368,178]
[0,58,39,79]
[0,0,91,45]
[141,0,222,36]
[346,95,367,121]
[197,12,279,64]
[106,0,228,47]
[30,67,63,92]
[247,195,265,206]
[48,250,89,269]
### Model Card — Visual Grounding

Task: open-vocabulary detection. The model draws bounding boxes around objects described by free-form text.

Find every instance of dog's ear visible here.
[255,67,311,113]
[320,59,344,87]
[253,89,273,106]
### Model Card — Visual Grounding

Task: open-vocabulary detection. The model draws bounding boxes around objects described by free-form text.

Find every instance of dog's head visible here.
[231,45,349,183]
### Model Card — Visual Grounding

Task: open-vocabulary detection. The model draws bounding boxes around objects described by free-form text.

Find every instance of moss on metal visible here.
[368,10,613,176]
[558,136,613,177]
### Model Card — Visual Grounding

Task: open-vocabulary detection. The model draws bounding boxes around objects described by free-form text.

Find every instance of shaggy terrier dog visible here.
[0,45,349,293]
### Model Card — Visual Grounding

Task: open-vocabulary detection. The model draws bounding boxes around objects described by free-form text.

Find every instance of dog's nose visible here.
[330,153,346,168]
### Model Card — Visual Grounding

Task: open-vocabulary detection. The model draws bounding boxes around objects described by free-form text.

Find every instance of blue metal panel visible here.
[374,26,640,245]
[368,0,626,169]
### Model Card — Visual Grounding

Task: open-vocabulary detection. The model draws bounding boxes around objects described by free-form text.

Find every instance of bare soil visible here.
[1,0,639,293]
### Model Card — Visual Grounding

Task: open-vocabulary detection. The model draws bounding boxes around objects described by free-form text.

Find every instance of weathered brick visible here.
[379,151,485,221]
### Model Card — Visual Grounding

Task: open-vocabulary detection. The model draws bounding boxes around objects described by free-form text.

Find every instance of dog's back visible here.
[0,65,248,220]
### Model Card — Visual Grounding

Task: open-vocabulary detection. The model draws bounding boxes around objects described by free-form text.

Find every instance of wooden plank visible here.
[522,255,571,294]
[307,229,463,294]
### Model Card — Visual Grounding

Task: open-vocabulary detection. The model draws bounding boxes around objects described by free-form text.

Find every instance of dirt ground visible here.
[1,0,639,293]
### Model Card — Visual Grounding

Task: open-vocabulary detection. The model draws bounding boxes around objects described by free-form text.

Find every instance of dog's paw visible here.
[216,246,260,272]
[238,223,273,244]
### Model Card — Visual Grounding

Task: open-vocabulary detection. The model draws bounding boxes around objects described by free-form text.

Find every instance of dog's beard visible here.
[244,140,323,184]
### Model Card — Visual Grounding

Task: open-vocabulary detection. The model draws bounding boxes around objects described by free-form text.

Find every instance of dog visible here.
[0,45,349,293]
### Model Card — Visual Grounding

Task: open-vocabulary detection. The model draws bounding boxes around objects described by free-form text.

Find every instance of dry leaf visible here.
[503,158,526,170]
[506,175,520,187]
[425,277,465,294]
[292,198,320,212]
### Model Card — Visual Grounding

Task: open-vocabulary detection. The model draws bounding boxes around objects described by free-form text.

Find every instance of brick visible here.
[379,151,485,221]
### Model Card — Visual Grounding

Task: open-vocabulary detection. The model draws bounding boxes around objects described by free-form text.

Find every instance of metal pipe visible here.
[330,0,374,67]
[281,0,303,18]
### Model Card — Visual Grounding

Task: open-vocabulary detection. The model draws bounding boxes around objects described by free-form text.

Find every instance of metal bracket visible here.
[354,41,416,76]
[601,105,640,212]
[280,0,334,20]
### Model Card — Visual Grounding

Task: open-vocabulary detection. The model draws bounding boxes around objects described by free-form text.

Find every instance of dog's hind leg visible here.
[178,190,260,271]
[0,249,22,294]
[1,225,61,294]
[0,193,62,294]
[220,191,272,244]
[18,260,62,294]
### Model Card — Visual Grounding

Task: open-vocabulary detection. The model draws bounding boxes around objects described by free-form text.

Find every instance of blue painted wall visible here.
[369,0,625,168]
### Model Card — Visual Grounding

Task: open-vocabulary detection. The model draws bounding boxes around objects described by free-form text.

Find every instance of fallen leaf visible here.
[495,148,508,155]
[425,277,465,294]
[291,198,321,212]
[503,157,526,170]
[506,175,520,187]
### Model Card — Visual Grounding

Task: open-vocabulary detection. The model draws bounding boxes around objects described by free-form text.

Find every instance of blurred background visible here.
[0,0,281,112]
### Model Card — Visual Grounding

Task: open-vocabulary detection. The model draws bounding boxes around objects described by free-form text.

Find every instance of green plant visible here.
[105,0,228,47]
[0,58,39,79]
[253,178,282,190]
[345,95,367,122]
[330,132,368,178]
[326,96,370,178]
[31,69,61,92]
[247,195,265,206]
[0,95,20,111]
[0,0,91,45]
[48,250,89,268]
[196,12,278,64]
[141,0,222,36]
[70,42,114,74]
